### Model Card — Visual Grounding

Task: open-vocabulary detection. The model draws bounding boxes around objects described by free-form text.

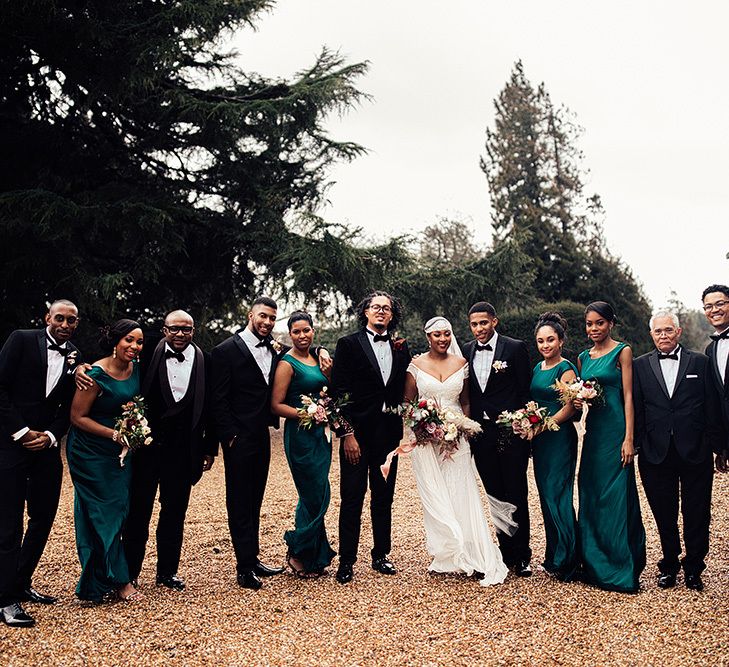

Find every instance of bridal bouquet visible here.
[496,401,560,442]
[552,377,603,442]
[380,398,482,478]
[114,396,152,467]
[297,387,352,436]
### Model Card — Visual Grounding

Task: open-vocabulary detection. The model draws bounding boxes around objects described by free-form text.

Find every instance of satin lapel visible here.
[142,339,167,395]
[671,349,691,396]
[268,346,284,386]
[157,354,176,406]
[191,344,205,429]
[648,351,670,400]
[36,330,48,369]
[484,335,506,391]
[232,334,267,384]
[358,330,384,385]
[707,341,725,391]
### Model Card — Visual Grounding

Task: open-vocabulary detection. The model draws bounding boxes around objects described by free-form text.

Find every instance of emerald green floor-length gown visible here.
[66,364,139,601]
[530,359,579,579]
[282,355,336,572]
[577,343,645,592]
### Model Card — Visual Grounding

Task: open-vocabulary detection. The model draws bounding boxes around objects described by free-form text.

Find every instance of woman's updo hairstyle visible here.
[534,311,568,340]
[287,310,313,331]
[584,301,617,324]
[98,319,142,354]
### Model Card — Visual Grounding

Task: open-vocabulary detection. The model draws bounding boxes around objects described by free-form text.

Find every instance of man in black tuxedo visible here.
[122,310,218,591]
[702,284,729,475]
[211,296,317,590]
[462,301,532,576]
[634,311,726,591]
[330,291,411,584]
[0,300,81,627]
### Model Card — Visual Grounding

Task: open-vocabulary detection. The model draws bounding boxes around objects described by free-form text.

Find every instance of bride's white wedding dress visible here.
[408,362,508,586]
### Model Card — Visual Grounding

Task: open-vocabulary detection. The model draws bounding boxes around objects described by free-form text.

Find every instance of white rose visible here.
[307,403,318,415]
[144,437,153,445]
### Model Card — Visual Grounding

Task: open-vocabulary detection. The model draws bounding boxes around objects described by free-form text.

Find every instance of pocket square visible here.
[482,412,490,421]
[686,374,698,379]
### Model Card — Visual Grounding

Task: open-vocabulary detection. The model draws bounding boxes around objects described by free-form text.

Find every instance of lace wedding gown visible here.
[408,362,508,586]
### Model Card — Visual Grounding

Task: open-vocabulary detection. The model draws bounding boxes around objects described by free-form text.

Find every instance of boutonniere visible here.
[492,360,508,373]
[392,336,407,351]
[271,339,283,354]
[65,350,79,371]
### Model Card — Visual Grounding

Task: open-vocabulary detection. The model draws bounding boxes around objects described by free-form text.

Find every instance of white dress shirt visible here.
[366,327,392,384]
[239,327,273,384]
[658,345,681,398]
[12,327,65,446]
[166,343,194,402]
[473,331,498,393]
[715,328,729,385]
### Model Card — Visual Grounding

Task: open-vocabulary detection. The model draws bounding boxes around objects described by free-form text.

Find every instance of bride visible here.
[404,316,512,586]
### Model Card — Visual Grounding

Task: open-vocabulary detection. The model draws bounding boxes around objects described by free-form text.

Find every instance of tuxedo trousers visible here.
[471,428,532,566]
[0,448,62,606]
[123,442,193,580]
[338,423,399,564]
[222,430,271,572]
[638,441,713,576]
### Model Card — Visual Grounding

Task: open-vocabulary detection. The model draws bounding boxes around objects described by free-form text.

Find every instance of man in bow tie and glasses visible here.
[0,299,81,627]
[330,291,411,584]
[633,311,726,592]
[462,301,532,577]
[211,296,331,590]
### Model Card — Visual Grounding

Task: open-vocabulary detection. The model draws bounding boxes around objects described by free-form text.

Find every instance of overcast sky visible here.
[232,0,728,311]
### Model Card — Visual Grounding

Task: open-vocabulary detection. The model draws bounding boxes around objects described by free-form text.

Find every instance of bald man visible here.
[122,310,218,590]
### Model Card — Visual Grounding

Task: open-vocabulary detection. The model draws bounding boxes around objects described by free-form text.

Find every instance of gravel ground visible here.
[2,434,728,666]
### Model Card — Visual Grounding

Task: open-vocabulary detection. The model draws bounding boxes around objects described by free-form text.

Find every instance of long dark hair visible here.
[355,291,402,331]
[98,319,141,354]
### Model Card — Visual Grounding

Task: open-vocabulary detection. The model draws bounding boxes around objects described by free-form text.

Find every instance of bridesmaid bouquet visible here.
[552,377,603,443]
[114,395,152,467]
[297,388,352,436]
[380,399,482,478]
[496,401,560,441]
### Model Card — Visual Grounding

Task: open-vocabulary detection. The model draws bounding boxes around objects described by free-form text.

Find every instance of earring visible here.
[112,347,117,359]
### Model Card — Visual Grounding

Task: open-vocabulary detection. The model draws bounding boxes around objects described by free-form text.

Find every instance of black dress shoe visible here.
[20,587,57,605]
[514,561,532,577]
[336,562,354,584]
[685,573,704,592]
[371,557,397,575]
[156,574,185,591]
[254,561,285,577]
[657,572,677,589]
[1,603,35,628]
[237,571,263,590]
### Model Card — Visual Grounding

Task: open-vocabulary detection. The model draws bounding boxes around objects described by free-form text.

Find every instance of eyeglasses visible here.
[368,304,392,313]
[164,325,194,334]
[52,314,79,325]
[702,300,728,312]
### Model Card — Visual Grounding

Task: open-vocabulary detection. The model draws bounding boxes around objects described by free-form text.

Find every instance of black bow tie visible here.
[47,337,69,356]
[657,352,678,361]
[710,329,729,342]
[476,343,493,352]
[256,337,273,349]
[165,349,185,362]
[367,330,390,343]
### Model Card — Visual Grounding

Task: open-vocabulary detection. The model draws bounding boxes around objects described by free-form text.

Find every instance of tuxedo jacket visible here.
[0,329,80,464]
[331,330,411,446]
[210,333,284,451]
[462,334,531,428]
[705,338,729,452]
[634,348,725,465]
[140,339,218,484]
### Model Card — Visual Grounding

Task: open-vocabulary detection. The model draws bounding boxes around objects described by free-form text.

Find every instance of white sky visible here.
[231,0,729,310]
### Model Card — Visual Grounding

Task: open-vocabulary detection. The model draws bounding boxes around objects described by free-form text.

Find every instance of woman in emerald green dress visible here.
[67,319,144,602]
[575,302,645,592]
[271,312,336,577]
[530,312,579,580]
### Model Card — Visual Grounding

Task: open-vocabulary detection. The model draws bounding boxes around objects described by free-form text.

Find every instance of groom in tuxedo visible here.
[0,300,81,627]
[702,284,729,475]
[122,310,218,591]
[634,311,726,592]
[462,301,532,576]
[331,291,410,584]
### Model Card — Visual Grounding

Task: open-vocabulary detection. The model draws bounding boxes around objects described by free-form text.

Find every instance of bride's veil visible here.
[422,315,519,537]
